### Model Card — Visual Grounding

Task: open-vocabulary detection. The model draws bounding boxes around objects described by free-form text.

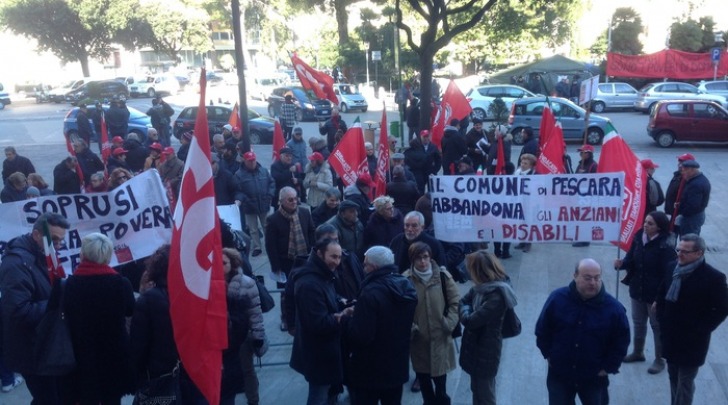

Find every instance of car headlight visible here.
[303,103,313,110]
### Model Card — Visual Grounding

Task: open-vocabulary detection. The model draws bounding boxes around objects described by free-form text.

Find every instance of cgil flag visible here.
[536,123,566,174]
[597,122,646,251]
[168,68,228,405]
[42,220,66,285]
[100,111,111,169]
[327,117,368,186]
[290,54,338,105]
[431,80,472,148]
[374,103,390,198]
[272,120,286,161]
[229,102,241,129]
[538,99,556,152]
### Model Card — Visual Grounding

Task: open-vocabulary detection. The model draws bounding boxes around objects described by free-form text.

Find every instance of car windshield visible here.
[248,109,262,119]
[293,88,315,102]
[338,85,354,95]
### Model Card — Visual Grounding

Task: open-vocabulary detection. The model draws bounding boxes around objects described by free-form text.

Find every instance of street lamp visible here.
[365,42,370,90]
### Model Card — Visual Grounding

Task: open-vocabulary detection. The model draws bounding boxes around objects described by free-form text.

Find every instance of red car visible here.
[647,100,728,147]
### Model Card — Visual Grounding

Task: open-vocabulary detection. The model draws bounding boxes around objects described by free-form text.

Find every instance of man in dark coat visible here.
[73,140,104,185]
[53,156,82,195]
[319,109,347,152]
[664,153,693,223]
[234,151,275,257]
[536,259,630,405]
[342,245,417,404]
[106,147,130,173]
[675,160,710,236]
[3,146,36,183]
[270,147,302,208]
[106,100,129,138]
[326,200,364,259]
[0,172,28,203]
[75,103,94,147]
[385,166,420,216]
[405,131,441,193]
[464,118,488,170]
[440,120,467,175]
[390,153,417,184]
[123,133,149,174]
[390,211,446,273]
[343,174,374,225]
[0,213,70,404]
[290,239,347,404]
[656,234,728,405]
[406,97,420,140]
[519,126,540,158]
[211,153,236,206]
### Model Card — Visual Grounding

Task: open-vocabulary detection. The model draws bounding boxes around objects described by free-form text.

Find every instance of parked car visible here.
[508,97,611,145]
[590,82,639,113]
[647,100,728,147]
[465,84,536,120]
[634,81,727,114]
[49,79,85,103]
[267,86,333,121]
[63,104,152,142]
[172,105,275,145]
[333,83,368,113]
[0,83,10,109]
[696,80,728,98]
[128,74,179,98]
[66,80,129,104]
[248,75,287,101]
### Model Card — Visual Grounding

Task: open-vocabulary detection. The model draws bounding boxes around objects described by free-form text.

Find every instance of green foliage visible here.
[610,7,643,55]
[698,17,717,52]
[670,19,705,52]
[487,98,508,124]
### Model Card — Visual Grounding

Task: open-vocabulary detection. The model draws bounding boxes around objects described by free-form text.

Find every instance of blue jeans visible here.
[307,383,331,405]
[678,212,705,236]
[546,369,608,405]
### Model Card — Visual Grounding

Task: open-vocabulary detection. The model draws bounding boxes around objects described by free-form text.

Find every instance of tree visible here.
[610,7,643,55]
[0,0,134,77]
[288,0,386,46]
[669,19,704,52]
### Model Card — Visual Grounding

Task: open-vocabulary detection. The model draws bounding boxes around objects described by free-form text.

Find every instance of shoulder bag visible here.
[35,278,76,376]
[440,271,463,339]
[500,288,522,339]
[254,275,275,313]
[133,362,180,405]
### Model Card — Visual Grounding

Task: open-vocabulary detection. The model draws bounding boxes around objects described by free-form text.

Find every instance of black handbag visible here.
[501,306,522,339]
[35,279,76,376]
[440,271,463,339]
[254,275,275,313]
[133,363,181,405]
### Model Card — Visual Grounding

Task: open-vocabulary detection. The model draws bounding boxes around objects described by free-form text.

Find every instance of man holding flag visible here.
[0,212,70,404]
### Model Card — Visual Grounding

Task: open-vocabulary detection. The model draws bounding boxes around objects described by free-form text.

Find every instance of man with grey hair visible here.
[536,258,630,405]
[342,245,417,404]
[2,146,35,183]
[364,142,377,177]
[656,234,728,405]
[0,212,71,403]
[674,160,710,236]
[389,211,446,273]
[123,132,148,174]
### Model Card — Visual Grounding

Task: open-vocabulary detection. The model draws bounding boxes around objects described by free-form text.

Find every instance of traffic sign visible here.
[711,48,721,63]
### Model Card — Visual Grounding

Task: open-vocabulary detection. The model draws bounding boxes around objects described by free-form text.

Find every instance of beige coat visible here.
[303,161,333,208]
[403,263,459,376]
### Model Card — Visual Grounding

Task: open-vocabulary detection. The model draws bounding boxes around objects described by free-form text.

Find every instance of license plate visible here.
[321,110,330,115]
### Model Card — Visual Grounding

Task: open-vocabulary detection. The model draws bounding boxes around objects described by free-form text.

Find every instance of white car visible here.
[696,80,728,98]
[635,81,727,113]
[333,83,368,113]
[129,74,180,98]
[465,84,536,120]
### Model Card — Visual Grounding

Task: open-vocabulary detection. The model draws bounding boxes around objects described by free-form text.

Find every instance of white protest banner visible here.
[579,75,600,105]
[217,204,242,231]
[429,173,624,243]
[0,170,172,272]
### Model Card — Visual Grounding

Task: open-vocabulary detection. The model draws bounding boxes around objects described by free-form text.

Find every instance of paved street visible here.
[1,93,727,404]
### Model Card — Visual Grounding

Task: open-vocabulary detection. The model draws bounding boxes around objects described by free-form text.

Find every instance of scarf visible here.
[665,257,704,302]
[413,264,433,284]
[279,207,308,259]
[72,260,119,277]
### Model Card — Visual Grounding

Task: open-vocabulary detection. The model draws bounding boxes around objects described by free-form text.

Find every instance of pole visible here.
[231,0,251,152]
[375,60,379,99]
[714,63,718,81]
[394,6,404,147]
[365,44,370,92]
[606,16,612,83]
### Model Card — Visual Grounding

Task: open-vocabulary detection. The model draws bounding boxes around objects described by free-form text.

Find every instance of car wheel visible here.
[147,88,156,98]
[249,131,262,145]
[656,131,675,148]
[267,104,276,117]
[586,128,604,145]
[295,109,304,122]
[645,103,656,115]
[472,108,487,120]
[592,101,606,113]
[511,127,525,145]
[340,103,349,113]
[361,107,367,112]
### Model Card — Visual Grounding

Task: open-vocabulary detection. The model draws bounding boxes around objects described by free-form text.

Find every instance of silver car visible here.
[696,80,728,98]
[465,84,536,120]
[635,81,727,114]
[591,82,638,113]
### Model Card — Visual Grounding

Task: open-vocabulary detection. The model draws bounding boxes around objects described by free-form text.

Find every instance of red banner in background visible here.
[607,49,728,79]
[290,54,338,105]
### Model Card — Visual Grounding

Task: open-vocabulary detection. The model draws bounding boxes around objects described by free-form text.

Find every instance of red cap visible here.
[243,151,256,161]
[578,145,595,153]
[112,136,124,144]
[149,142,163,152]
[640,159,659,169]
[162,147,175,155]
[677,153,695,162]
[356,173,374,187]
[420,130,430,137]
[308,152,324,162]
[112,147,128,156]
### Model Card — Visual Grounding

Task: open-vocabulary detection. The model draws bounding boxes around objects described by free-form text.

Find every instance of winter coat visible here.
[0,234,51,374]
[403,265,459,377]
[234,163,275,215]
[440,126,467,175]
[63,262,136,402]
[106,105,129,137]
[0,185,27,203]
[286,138,308,169]
[53,161,81,195]
[520,137,540,158]
[123,139,149,174]
[270,160,301,208]
[75,148,105,181]
[2,154,35,182]
[157,155,184,184]
[618,229,676,303]
[130,287,179,379]
[657,260,728,367]
[227,273,265,342]
[106,156,130,174]
[535,282,630,384]
[222,276,252,399]
[465,128,488,169]
[290,253,342,385]
[319,116,348,152]
[363,210,404,248]
[312,203,337,228]
[343,264,418,389]
[76,109,94,144]
[404,139,441,193]
[213,168,237,206]
[326,214,364,256]
[385,178,421,215]
[459,281,515,378]
[390,231,447,273]
[303,162,333,208]
[664,171,682,216]
[344,184,372,224]
[265,207,315,274]
[678,172,710,217]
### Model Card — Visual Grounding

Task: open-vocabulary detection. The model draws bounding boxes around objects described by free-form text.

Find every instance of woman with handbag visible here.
[403,242,460,405]
[459,250,518,405]
[63,232,136,404]
[221,248,268,405]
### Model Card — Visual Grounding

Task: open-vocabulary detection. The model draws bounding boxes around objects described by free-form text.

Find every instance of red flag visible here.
[42,221,66,285]
[327,120,368,186]
[374,104,390,198]
[229,102,241,128]
[494,136,506,175]
[64,133,84,188]
[597,122,646,251]
[536,124,566,174]
[168,68,228,405]
[431,80,472,148]
[538,100,556,151]
[272,120,286,161]
[290,54,338,105]
[100,112,111,177]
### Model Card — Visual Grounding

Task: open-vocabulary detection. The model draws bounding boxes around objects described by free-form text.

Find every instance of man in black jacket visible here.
[0,213,70,404]
[3,146,36,183]
[342,245,417,404]
[75,103,95,148]
[390,211,446,273]
[53,156,82,195]
[440,119,467,175]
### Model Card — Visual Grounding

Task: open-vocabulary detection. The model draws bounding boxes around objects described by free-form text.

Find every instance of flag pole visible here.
[614,246,621,300]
